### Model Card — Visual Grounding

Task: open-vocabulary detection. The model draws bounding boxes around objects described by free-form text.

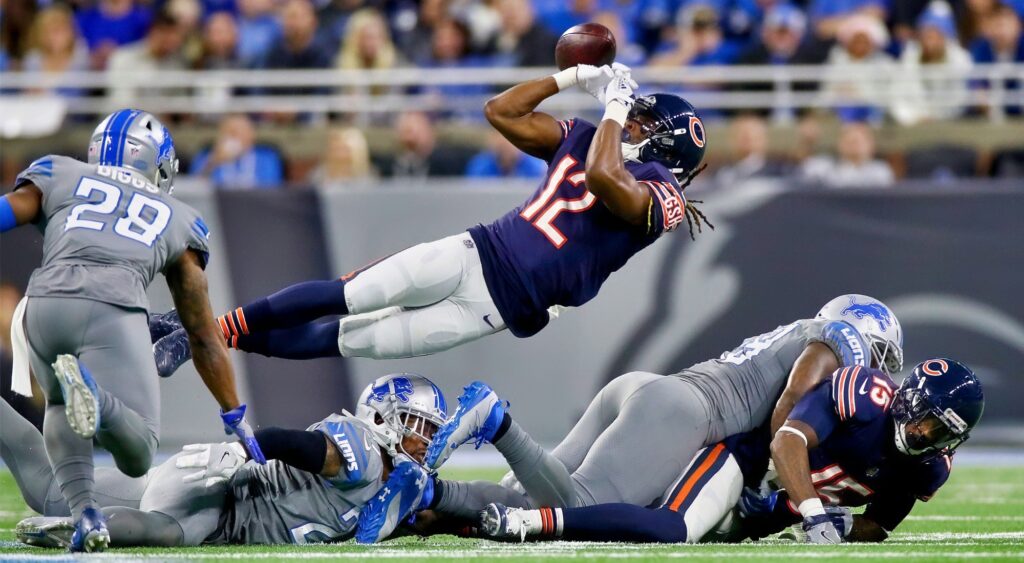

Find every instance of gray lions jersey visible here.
[674,318,869,437]
[212,414,386,544]
[14,155,211,311]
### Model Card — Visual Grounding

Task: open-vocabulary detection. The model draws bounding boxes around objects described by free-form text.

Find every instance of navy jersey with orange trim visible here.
[468,119,687,337]
[787,366,951,511]
[724,367,952,534]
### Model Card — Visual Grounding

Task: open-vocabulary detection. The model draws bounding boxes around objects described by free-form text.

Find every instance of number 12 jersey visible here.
[468,118,689,338]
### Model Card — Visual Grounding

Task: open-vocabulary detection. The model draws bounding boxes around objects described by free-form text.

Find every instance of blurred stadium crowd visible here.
[0,0,1022,188]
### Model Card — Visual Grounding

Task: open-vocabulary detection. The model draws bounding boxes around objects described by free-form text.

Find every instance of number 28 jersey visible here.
[15,155,211,311]
[468,119,689,338]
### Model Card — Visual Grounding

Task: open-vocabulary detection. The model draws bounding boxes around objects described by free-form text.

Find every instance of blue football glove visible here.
[802,513,843,544]
[738,486,779,519]
[220,404,266,465]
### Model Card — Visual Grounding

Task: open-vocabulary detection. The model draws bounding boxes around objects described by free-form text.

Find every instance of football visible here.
[555,23,617,71]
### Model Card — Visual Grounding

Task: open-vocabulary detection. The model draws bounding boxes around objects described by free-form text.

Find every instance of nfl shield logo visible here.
[127,142,142,160]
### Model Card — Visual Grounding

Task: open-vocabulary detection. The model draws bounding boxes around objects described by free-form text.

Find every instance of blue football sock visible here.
[224,280,348,336]
[232,321,341,359]
[559,505,688,543]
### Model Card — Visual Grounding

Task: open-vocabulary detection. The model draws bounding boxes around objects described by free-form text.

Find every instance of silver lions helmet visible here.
[88,109,179,193]
[817,294,904,374]
[354,373,447,463]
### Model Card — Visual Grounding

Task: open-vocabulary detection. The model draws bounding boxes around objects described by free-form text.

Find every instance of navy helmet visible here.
[891,358,984,457]
[623,93,707,181]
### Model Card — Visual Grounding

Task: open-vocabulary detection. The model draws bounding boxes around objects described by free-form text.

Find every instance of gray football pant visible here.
[437,372,717,517]
[1,399,220,547]
[0,398,147,516]
[25,297,160,516]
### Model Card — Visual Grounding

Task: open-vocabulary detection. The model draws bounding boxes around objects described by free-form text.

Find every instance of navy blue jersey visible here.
[469,119,687,337]
[790,366,951,509]
[726,366,952,533]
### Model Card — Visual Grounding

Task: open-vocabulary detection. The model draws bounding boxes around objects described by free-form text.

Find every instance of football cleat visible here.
[154,328,192,378]
[148,309,182,343]
[479,503,529,542]
[52,355,100,439]
[70,507,110,553]
[355,462,430,544]
[16,516,75,549]
[424,381,506,471]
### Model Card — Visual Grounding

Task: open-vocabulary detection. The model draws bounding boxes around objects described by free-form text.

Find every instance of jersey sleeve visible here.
[14,155,58,192]
[809,320,870,368]
[636,165,686,236]
[830,366,892,424]
[167,203,212,271]
[787,380,840,443]
[186,214,212,269]
[308,415,384,490]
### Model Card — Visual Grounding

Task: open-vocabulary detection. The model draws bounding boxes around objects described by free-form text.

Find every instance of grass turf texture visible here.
[0,466,1021,561]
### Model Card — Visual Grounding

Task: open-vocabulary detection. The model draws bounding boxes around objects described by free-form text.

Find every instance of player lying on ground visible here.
[352,294,905,542]
[476,358,983,544]
[9,374,445,548]
[149,63,712,374]
[0,109,262,552]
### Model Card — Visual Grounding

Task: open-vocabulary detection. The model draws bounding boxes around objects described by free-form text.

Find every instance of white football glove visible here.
[575,64,615,103]
[604,64,637,109]
[802,513,843,544]
[177,442,248,488]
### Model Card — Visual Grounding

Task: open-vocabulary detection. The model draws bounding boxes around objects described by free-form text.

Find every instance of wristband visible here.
[602,100,630,127]
[798,497,826,518]
[551,68,578,91]
[0,195,17,233]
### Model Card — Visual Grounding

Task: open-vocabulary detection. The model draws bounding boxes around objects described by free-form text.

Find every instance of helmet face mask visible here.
[355,373,447,466]
[620,94,706,182]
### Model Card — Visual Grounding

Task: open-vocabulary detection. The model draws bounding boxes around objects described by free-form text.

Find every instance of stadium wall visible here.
[2,179,1021,447]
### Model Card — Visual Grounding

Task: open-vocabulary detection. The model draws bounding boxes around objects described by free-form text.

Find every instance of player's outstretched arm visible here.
[165,249,243,412]
[0,183,42,232]
[483,74,567,161]
[167,250,266,462]
[771,343,840,435]
[584,76,652,226]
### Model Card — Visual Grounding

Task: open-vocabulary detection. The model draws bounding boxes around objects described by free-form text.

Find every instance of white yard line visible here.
[8,551,1020,561]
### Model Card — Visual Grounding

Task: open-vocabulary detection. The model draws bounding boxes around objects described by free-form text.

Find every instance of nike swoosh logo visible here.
[858,378,870,395]
[483,314,495,329]
[220,451,231,464]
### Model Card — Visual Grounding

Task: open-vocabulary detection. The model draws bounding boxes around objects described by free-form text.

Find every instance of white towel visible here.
[10,296,32,397]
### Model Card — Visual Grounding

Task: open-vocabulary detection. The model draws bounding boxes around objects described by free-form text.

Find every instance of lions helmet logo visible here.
[368,376,415,404]
[841,299,893,332]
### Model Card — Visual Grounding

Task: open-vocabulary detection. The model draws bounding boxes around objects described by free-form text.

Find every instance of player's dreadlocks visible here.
[678,163,712,241]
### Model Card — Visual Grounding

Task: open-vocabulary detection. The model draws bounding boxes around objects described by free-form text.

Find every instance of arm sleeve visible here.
[863,493,917,532]
[253,427,328,474]
[787,380,840,443]
[308,415,384,489]
[811,321,870,368]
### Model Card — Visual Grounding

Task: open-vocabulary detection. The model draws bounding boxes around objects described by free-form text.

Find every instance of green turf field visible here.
[1,465,1021,561]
